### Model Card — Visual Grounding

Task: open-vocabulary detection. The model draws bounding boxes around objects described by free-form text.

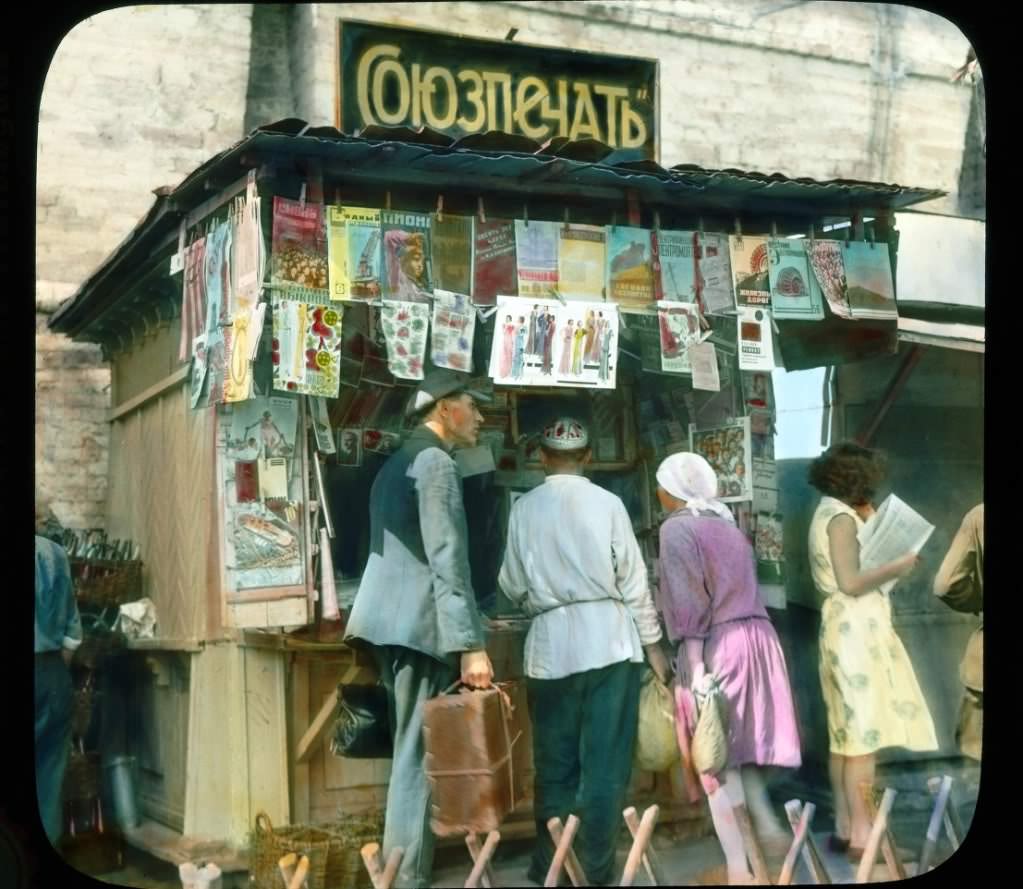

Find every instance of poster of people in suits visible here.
[487,296,618,389]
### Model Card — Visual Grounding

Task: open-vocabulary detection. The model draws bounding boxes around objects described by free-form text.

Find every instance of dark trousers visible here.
[35,652,72,846]
[373,645,457,889]
[528,660,641,885]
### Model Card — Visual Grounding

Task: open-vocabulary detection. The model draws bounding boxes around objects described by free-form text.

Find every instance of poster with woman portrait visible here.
[487,295,617,389]
[689,416,753,502]
[382,210,433,301]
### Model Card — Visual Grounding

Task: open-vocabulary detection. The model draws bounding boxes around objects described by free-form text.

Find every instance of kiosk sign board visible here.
[338,20,659,161]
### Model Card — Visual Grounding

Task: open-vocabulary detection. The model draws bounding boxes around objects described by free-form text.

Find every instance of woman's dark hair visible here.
[808,442,887,505]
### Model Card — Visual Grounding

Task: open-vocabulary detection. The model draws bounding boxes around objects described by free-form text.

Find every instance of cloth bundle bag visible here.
[690,676,729,775]
[633,668,680,772]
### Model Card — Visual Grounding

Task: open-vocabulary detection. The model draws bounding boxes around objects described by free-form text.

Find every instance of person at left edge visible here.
[35,497,83,847]
[344,369,494,889]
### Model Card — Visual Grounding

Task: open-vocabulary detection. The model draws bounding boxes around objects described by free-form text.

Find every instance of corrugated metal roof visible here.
[49,119,945,338]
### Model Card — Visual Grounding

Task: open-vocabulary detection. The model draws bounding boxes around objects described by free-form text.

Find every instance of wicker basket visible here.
[64,750,101,802]
[71,559,143,608]
[316,811,385,889]
[249,812,332,889]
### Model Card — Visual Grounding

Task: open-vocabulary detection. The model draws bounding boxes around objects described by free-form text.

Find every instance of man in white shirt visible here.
[498,418,670,885]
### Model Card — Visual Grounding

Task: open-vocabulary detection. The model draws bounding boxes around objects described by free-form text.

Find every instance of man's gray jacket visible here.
[344,425,486,663]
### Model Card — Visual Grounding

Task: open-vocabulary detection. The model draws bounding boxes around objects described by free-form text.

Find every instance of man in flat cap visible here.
[498,418,670,885]
[345,369,494,889]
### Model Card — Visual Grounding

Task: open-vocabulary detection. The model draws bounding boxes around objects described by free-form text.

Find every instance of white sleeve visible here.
[498,503,529,608]
[612,499,662,645]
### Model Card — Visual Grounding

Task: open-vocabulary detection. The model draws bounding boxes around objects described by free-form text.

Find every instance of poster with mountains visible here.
[607,226,655,310]
[841,241,898,319]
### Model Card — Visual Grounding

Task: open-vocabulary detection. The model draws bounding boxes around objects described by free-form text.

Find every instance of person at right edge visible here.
[807,443,937,862]
[497,417,671,886]
[933,504,983,762]
[345,369,495,889]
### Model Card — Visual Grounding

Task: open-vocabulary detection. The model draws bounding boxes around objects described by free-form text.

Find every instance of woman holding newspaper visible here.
[807,443,937,861]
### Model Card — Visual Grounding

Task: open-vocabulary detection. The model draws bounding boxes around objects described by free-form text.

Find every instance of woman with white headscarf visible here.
[656,452,801,885]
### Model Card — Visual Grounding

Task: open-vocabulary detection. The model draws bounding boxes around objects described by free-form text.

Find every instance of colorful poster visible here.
[223,304,261,404]
[754,512,784,563]
[488,295,617,389]
[431,214,473,296]
[271,294,343,397]
[206,326,226,407]
[652,229,699,303]
[326,205,349,301]
[203,222,232,330]
[381,301,429,380]
[189,334,208,410]
[689,417,753,503]
[656,300,702,374]
[179,236,208,363]
[767,239,825,320]
[271,197,328,291]
[607,226,655,309]
[232,194,263,305]
[329,206,382,301]
[514,220,559,298]
[737,306,777,372]
[729,235,771,307]
[431,289,476,372]
[473,218,517,305]
[842,241,897,319]
[806,239,851,318]
[741,371,775,414]
[382,210,432,301]
[558,224,607,301]
[227,394,299,462]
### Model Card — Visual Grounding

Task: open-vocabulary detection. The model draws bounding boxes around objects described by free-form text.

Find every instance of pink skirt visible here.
[676,617,802,770]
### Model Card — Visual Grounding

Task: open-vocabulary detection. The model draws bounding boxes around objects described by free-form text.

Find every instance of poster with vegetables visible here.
[381,301,429,380]
[271,196,328,291]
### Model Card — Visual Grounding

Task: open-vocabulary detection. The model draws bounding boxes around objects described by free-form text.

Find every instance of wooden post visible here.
[783,800,831,885]
[623,806,667,885]
[465,831,500,889]
[620,804,659,887]
[919,776,953,873]
[928,776,963,852]
[856,787,898,884]
[859,783,907,880]
[361,842,404,889]
[777,802,815,886]
[733,803,771,884]
[546,815,587,888]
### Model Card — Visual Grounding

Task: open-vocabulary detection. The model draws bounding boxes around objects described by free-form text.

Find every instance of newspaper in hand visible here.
[857,494,935,594]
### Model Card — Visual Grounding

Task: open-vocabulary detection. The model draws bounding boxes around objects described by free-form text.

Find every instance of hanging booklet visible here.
[381,301,430,381]
[233,194,263,307]
[767,239,825,320]
[333,206,383,301]
[752,458,779,514]
[308,396,336,455]
[431,289,476,372]
[652,229,700,303]
[698,233,736,315]
[179,236,207,363]
[271,196,328,291]
[227,394,299,463]
[515,220,559,298]
[336,427,363,467]
[607,225,655,310]
[432,214,474,296]
[737,306,777,371]
[472,218,517,306]
[806,239,852,318]
[206,325,227,407]
[382,210,433,301]
[656,300,703,374]
[558,224,607,301]
[204,222,232,331]
[741,371,775,414]
[223,309,256,404]
[689,341,721,392]
[689,417,753,503]
[271,294,344,397]
[326,206,350,301]
[842,241,897,320]
[729,235,771,307]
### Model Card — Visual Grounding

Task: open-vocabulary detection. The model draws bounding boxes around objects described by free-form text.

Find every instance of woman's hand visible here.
[460,649,494,689]
[892,552,920,578]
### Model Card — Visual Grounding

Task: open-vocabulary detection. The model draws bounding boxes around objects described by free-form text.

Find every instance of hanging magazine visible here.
[179,236,207,363]
[472,218,517,305]
[232,193,263,306]
[271,196,328,291]
[431,214,474,296]
[558,224,607,301]
[515,220,559,298]
[607,226,655,310]
[806,240,851,318]
[656,300,702,374]
[431,289,476,372]
[737,306,777,372]
[381,301,430,381]
[327,206,382,301]
[271,293,343,397]
[841,241,897,320]
[767,239,825,320]
[382,210,433,301]
[698,233,735,315]
[652,229,701,303]
[729,235,771,307]
[689,418,753,503]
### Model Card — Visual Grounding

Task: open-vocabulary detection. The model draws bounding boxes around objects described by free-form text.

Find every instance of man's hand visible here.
[460,649,494,689]
[643,643,672,685]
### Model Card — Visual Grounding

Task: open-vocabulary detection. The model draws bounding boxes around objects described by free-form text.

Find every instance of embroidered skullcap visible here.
[541,417,589,451]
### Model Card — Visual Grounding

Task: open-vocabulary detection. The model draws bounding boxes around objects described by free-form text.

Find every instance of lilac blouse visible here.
[657,509,767,641]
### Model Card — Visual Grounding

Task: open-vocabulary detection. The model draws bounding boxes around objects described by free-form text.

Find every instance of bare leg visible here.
[740,765,787,845]
[843,753,876,848]
[829,753,851,841]
[706,768,754,884]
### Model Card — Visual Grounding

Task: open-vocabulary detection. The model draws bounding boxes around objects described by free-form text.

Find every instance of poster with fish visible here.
[271,197,328,291]
[656,300,702,374]
[488,295,617,389]
[382,210,433,301]
[431,289,476,372]
[381,301,429,380]
[767,239,825,320]
[558,224,607,301]
[473,218,517,305]
[431,214,473,296]
[515,220,559,298]
[729,235,771,307]
[806,239,851,318]
[607,226,655,309]
[841,241,897,320]
[689,417,753,503]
